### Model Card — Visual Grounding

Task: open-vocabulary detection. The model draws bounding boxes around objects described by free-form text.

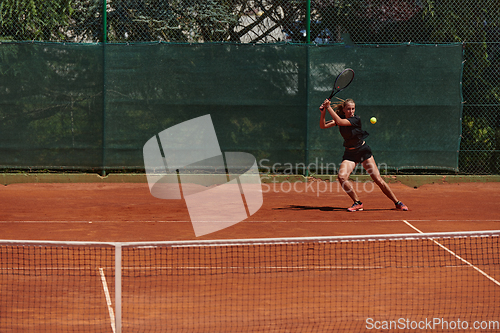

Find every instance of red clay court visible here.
[1,178,500,332]
[0,179,499,241]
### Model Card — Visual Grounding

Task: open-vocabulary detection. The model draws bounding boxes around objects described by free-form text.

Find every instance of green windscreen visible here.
[0,42,463,173]
[0,43,103,170]
[308,44,463,173]
[104,43,308,170]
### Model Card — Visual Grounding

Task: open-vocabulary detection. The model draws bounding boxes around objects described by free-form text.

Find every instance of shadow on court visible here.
[274,205,394,212]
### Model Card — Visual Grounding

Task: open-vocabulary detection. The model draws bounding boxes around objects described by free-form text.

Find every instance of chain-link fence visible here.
[1,0,499,174]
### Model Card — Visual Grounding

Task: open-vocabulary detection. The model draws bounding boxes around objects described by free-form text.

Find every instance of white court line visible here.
[403,220,500,288]
[0,219,499,223]
[99,268,116,333]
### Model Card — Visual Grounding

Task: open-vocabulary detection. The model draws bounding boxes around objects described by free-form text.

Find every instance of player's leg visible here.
[362,156,398,202]
[362,156,408,210]
[338,159,363,211]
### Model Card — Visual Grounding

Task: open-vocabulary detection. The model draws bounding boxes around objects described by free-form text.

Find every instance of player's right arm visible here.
[319,106,336,129]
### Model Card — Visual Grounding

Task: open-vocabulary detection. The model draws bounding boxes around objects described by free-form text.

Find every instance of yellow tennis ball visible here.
[370,117,377,124]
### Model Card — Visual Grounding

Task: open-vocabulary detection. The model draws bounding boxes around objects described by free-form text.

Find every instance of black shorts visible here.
[342,143,373,164]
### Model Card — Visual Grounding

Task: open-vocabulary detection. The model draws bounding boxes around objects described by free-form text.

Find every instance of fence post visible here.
[304,0,311,177]
[306,0,311,44]
[103,0,107,44]
[102,0,107,176]
[305,46,311,177]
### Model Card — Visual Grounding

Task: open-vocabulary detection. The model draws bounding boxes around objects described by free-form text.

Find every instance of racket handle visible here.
[328,90,338,100]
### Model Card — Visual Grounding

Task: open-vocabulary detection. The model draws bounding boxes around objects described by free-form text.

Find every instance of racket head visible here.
[334,68,354,91]
[327,68,355,100]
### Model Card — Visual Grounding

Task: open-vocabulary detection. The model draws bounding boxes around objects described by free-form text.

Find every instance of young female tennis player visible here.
[319,98,408,212]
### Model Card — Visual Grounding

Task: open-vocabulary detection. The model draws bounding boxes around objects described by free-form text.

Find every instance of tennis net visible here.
[1,231,500,332]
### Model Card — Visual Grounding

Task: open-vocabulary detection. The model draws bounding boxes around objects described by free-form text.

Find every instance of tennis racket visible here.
[327,68,354,100]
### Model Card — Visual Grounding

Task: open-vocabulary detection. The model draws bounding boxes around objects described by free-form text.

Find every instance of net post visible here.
[115,244,122,333]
